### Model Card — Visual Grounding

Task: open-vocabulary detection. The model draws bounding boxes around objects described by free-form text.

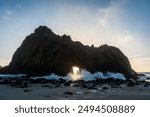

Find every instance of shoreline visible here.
[0,78,150,100]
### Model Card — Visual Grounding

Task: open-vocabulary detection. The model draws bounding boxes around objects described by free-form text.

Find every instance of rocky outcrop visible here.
[0,26,136,78]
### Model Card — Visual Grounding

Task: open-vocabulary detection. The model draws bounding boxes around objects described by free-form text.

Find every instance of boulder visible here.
[0,26,136,79]
[24,89,32,92]
[127,79,136,87]
[144,84,149,87]
[64,92,74,95]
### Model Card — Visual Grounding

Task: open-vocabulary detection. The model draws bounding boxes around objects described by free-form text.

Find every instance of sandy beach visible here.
[0,82,150,100]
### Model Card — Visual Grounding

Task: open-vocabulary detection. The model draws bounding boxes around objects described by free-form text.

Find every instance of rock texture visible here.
[0,26,136,78]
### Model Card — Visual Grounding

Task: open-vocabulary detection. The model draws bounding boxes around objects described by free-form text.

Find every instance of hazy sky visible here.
[0,0,150,72]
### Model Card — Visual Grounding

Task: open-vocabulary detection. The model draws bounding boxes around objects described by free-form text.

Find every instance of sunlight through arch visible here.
[69,66,81,81]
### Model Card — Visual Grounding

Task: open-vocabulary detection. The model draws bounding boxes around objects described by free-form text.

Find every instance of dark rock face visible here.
[0,26,136,78]
[127,79,136,87]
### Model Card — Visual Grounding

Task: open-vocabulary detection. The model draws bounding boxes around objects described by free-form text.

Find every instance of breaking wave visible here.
[30,69,126,81]
[0,69,126,81]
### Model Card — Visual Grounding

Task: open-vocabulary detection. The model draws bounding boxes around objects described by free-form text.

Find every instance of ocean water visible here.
[0,74,26,78]
[144,72,150,77]
[0,69,126,81]
[0,71,150,82]
[138,72,150,82]
[31,70,126,81]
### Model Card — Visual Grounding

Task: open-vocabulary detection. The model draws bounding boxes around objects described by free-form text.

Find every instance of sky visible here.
[0,0,150,72]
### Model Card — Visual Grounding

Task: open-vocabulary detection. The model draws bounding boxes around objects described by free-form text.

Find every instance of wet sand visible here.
[0,83,150,100]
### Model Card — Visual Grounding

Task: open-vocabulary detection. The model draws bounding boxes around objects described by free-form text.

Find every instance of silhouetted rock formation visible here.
[0,26,136,78]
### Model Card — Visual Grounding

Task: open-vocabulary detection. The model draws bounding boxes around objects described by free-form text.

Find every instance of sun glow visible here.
[72,66,80,75]
[69,66,81,81]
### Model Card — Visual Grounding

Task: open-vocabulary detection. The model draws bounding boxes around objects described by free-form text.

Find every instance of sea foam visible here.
[0,69,126,81]
[31,69,126,81]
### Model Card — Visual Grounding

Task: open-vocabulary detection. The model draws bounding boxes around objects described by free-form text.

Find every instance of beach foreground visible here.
[0,82,150,100]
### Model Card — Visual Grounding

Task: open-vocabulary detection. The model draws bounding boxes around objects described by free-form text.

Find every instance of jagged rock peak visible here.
[34,25,55,35]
